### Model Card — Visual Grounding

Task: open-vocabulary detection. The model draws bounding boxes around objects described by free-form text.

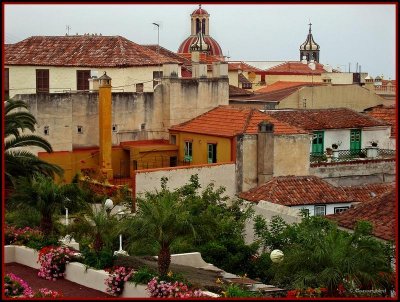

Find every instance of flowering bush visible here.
[4,273,34,298]
[286,287,328,298]
[105,266,135,296]
[5,225,43,245]
[33,288,63,298]
[146,277,205,298]
[37,246,78,280]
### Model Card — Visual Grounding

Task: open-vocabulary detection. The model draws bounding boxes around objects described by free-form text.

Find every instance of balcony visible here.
[310,148,395,164]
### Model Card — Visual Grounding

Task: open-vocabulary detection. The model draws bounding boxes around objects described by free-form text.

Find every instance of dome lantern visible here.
[299,22,320,63]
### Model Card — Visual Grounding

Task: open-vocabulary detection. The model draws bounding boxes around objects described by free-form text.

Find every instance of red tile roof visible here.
[266,108,391,131]
[341,182,395,203]
[229,85,255,97]
[363,105,396,138]
[143,45,190,65]
[228,62,263,72]
[265,61,325,75]
[5,36,180,67]
[239,175,351,205]
[169,106,308,137]
[326,190,396,241]
[255,81,324,93]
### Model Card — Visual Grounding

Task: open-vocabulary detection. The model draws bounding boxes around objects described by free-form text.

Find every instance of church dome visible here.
[177,5,223,58]
[300,23,320,51]
[178,36,222,56]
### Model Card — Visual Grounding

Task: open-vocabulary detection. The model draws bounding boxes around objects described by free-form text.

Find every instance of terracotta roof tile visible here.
[143,45,190,64]
[229,85,255,97]
[169,106,307,137]
[255,81,325,93]
[239,175,351,206]
[266,108,390,131]
[340,182,395,203]
[265,61,325,75]
[5,36,180,67]
[228,62,263,72]
[363,105,396,137]
[326,190,396,241]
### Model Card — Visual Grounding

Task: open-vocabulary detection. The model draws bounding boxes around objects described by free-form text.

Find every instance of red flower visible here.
[287,290,298,297]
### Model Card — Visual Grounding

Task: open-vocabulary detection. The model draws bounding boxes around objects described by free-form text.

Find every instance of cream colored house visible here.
[5,35,181,98]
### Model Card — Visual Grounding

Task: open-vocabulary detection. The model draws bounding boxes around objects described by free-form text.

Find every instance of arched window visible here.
[202,19,206,34]
[196,18,200,34]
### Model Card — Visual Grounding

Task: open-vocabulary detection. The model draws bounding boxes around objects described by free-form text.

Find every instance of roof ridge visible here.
[242,108,256,134]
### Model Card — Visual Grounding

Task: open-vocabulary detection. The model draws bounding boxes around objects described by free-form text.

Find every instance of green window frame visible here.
[184,141,192,162]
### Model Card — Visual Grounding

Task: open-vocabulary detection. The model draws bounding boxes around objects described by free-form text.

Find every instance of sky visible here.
[4,3,397,79]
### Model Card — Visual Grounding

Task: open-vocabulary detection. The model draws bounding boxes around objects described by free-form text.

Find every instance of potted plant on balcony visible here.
[367,140,379,158]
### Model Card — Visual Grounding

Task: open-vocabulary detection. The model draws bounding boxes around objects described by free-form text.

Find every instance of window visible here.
[314,205,326,216]
[207,143,217,163]
[136,83,144,93]
[36,69,49,93]
[334,206,349,214]
[184,141,193,162]
[141,123,146,130]
[264,103,276,110]
[77,70,90,91]
[133,160,138,170]
[44,126,49,135]
[170,135,177,145]
[5,68,9,99]
[112,124,118,132]
[170,156,177,167]
[302,98,307,108]
[153,71,163,88]
[77,126,83,134]
[242,83,252,89]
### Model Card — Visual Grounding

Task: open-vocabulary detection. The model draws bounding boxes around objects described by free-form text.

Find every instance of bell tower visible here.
[299,22,320,62]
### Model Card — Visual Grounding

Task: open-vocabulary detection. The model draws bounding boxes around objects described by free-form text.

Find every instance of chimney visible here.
[257,121,274,185]
[98,72,113,180]
[308,60,316,71]
[162,63,179,78]
[212,62,228,78]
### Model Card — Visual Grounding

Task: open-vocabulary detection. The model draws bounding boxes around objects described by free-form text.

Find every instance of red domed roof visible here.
[192,7,209,15]
[178,36,223,57]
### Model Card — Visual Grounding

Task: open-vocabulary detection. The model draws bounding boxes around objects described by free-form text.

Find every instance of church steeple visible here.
[299,22,320,62]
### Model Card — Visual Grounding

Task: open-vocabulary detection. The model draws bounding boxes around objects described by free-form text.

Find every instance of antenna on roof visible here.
[66,25,71,36]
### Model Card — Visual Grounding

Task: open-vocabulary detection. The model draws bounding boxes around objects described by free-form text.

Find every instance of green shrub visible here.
[223,283,262,298]
[5,209,41,228]
[80,247,115,270]
[25,236,60,251]
[128,266,157,285]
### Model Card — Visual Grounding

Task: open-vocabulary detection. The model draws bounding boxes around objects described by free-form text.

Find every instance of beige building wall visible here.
[266,74,323,85]
[238,133,310,192]
[135,162,236,198]
[6,65,167,98]
[273,134,310,176]
[277,85,388,112]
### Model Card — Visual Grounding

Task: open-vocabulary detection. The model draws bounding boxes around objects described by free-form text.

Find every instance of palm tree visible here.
[5,99,63,187]
[122,189,195,276]
[8,173,85,236]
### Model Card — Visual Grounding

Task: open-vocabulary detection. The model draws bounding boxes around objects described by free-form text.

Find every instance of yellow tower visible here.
[98,72,113,180]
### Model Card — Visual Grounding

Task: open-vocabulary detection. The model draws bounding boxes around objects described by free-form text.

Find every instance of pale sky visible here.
[4,3,397,79]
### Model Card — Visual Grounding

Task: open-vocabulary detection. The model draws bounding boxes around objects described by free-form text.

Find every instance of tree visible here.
[122,182,195,276]
[254,213,395,297]
[8,173,85,236]
[5,99,63,187]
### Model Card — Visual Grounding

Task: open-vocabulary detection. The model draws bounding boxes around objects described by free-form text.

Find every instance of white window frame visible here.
[314,205,326,216]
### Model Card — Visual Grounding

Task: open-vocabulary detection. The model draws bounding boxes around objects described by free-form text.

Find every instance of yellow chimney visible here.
[98,72,113,180]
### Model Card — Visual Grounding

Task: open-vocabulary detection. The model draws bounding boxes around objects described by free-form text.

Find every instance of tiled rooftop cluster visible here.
[364,105,396,138]
[327,190,396,241]
[170,106,308,137]
[5,36,180,67]
[265,61,326,75]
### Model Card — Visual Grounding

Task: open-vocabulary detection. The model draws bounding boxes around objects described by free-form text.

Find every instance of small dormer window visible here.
[44,126,49,135]
[77,126,83,134]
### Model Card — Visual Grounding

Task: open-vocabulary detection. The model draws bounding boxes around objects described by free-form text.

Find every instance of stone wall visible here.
[310,159,396,186]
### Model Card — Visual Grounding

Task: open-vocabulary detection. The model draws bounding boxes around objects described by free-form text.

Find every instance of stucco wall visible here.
[171,132,232,165]
[238,133,310,192]
[135,162,236,198]
[291,202,354,216]
[278,85,387,112]
[273,134,310,176]
[6,65,163,97]
[310,128,392,152]
[310,159,396,186]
